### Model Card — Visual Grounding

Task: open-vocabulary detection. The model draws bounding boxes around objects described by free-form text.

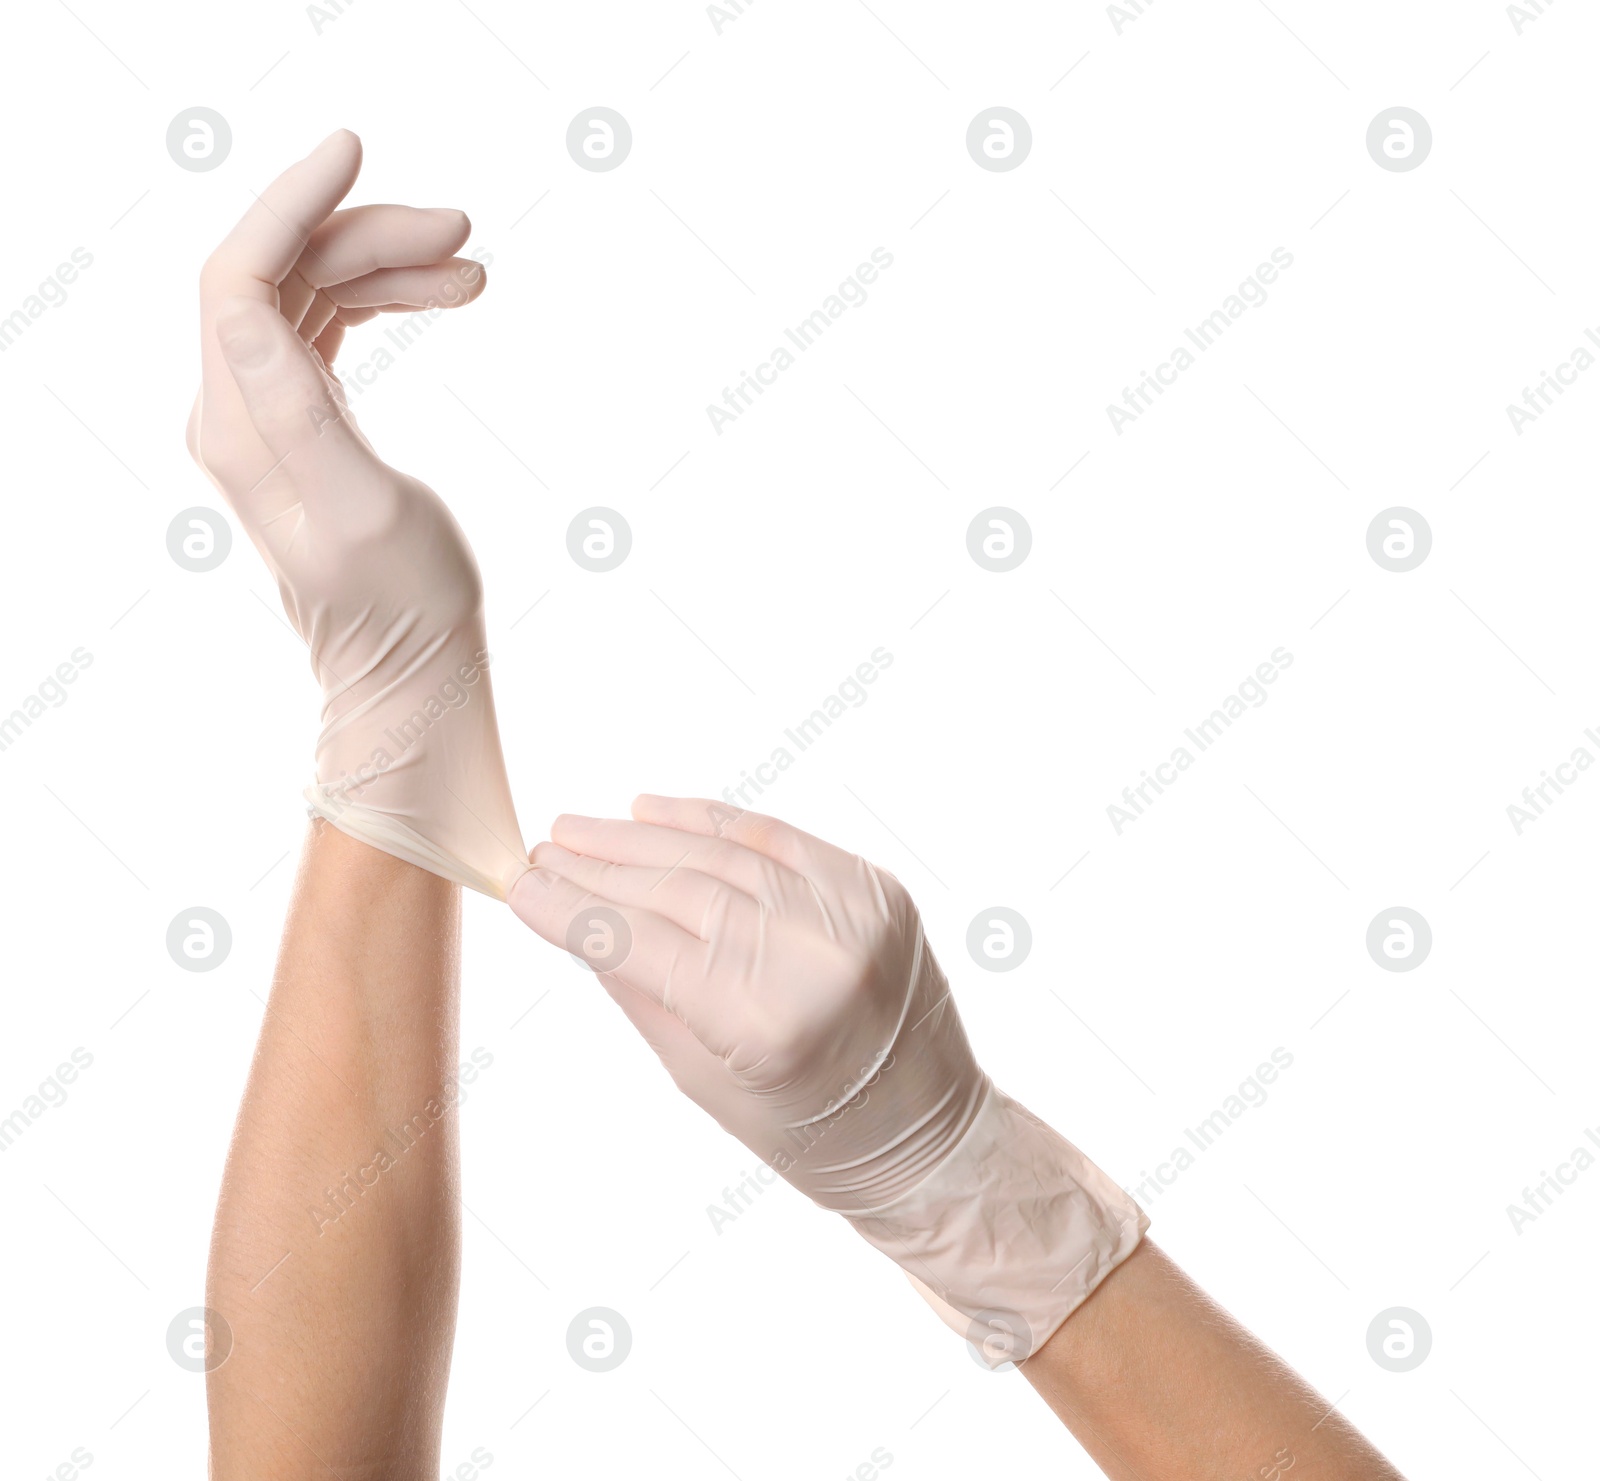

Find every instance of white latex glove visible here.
[187,131,527,897]
[508,796,1146,1364]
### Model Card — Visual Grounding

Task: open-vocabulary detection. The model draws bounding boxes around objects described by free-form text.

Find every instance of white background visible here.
[1,0,1595,1475]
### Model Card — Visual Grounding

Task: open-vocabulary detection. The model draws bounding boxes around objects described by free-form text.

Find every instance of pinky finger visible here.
[311,319,345,367]
[312,305,379,368]
[298,288,339,346]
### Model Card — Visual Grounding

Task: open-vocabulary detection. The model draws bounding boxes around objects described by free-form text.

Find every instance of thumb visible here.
[213,296,372,490]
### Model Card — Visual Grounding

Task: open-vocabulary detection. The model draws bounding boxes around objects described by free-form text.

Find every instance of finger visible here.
[297,288,339,345]
[294,204,472,288]
[309,305,380,369]
[629,795,857,878]
[278,206,476,333]
[550,814,811,906]
[201,130,363,308]
[277,266,319,331]
[507,867,736,1058]
[530,841,759,943]
[196,132,363,526]
[310,318,345,367]
[213,296,378,498]
[322,257,487,312]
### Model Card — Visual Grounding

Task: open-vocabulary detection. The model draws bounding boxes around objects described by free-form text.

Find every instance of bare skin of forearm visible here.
[1022,1241,1407,1481]
[206,820,462,1480]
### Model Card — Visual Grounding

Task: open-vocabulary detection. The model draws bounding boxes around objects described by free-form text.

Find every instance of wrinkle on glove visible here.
[303,630,525,900]
[188,131,527,898]
[508,796,1145,1363]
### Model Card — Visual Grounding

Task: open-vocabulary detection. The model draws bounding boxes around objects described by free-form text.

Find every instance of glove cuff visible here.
[304,782,524,900]
[843,1082,1146,1366]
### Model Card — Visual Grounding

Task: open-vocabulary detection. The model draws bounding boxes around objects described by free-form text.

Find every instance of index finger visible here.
[550,813,812,905]
[200,129,363,309]
[629,795,857,877]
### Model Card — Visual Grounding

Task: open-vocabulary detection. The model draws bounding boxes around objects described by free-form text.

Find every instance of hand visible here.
[508,796,1145,1363]
[187,130,527,897]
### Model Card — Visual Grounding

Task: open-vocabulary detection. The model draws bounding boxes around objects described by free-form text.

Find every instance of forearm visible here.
[206,819,463,1479]
[1021,1240,1405,1481]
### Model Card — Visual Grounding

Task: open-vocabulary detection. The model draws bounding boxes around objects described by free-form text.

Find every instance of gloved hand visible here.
[187,131,527,897]
[508,796,1146,1364]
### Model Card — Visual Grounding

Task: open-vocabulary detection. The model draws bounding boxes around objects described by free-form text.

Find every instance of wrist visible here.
[305,650,526,899]
[848,1085,1147,1366]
